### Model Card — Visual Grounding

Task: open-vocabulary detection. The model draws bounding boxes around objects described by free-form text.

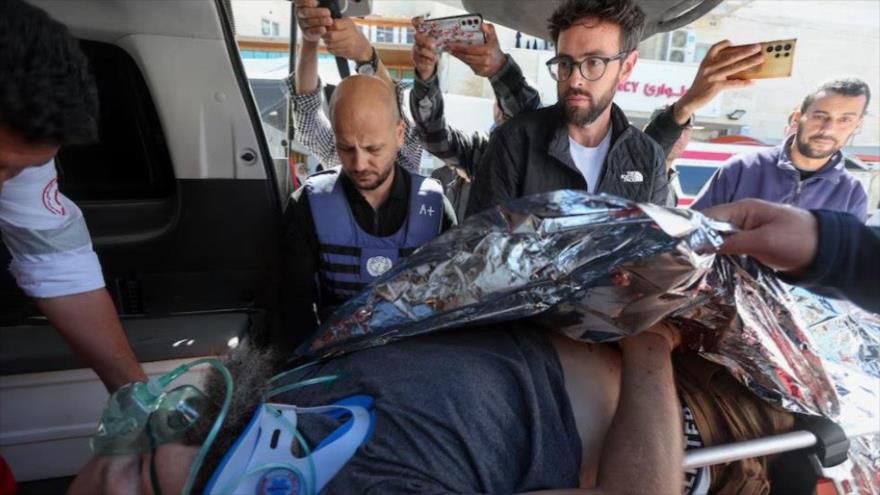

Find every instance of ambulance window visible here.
[55,40,174,202]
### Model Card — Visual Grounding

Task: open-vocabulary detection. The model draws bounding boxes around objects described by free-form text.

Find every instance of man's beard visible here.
[561,86,616,127]
[348,159,395,192]
[795,124,841,160]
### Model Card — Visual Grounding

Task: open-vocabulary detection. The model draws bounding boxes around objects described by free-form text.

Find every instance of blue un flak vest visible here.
[305,168,444,312]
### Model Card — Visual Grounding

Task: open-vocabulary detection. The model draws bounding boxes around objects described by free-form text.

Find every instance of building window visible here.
[271,22,280,37]
[261,19,271,36]
[637,33,668,61]
[404,28,415,44]
[375,26,395,43]
[671,30,689,50]
[668,50,685,63]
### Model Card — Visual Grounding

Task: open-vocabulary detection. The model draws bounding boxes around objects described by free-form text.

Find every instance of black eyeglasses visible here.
[546,52,627,82]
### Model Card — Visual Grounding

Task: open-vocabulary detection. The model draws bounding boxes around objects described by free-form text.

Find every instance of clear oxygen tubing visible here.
[268,359,324,384]
[183,357,344,494]
[266,374,340,399]
[167,358,234,495]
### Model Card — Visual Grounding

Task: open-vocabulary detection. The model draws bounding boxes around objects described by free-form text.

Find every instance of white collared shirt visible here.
[0,160,104,298]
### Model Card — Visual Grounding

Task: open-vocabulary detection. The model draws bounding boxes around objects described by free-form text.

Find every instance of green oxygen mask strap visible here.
[268,360,321,384]
[266,374,339,399]
[147,420,163,495]
[173,358,234,495]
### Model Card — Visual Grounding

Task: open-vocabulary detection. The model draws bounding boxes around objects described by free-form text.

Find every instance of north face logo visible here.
[620,171,644,183]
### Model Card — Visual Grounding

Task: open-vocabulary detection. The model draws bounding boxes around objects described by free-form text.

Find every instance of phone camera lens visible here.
[766,46,773,53]
[784,43,792,50]
[775,45,783,51]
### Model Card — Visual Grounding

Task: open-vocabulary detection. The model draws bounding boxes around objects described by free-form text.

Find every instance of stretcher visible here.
[684,417,878,493]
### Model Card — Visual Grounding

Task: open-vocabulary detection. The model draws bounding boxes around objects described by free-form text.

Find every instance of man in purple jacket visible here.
[693,78,870,221]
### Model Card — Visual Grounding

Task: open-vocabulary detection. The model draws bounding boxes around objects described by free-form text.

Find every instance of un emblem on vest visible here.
[257,467,301,495]
[366,256,394,277]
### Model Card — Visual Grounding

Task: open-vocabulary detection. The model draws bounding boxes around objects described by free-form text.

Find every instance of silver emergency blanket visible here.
[296,191,879,492]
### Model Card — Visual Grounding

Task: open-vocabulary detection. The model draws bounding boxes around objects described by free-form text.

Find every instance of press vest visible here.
[305,169,444,313]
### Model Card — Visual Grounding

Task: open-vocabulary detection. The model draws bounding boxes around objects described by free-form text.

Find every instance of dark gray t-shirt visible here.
[276,325,581,494]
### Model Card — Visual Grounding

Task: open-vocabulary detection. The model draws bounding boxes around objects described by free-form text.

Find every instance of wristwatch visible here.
[356,48,379,76]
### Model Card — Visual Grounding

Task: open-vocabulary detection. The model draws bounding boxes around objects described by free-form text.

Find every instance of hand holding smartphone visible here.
[728,38,797,80]
[416,14,486,52]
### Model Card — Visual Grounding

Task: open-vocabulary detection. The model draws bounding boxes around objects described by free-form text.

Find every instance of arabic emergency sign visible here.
[612,59,723,117]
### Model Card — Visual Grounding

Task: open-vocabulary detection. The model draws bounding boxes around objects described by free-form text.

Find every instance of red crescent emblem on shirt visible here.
[42,178,66,216]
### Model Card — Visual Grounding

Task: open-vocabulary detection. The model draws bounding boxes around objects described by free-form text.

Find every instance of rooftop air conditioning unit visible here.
[665,27,696,63]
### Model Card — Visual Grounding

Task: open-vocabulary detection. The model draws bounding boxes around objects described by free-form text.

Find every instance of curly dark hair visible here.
[800,78,871,115]
[0,0,99,146]
[548,0,646,54]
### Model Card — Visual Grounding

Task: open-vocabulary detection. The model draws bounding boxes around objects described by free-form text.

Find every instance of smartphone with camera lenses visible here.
[417,14,486,52]
[730,38,797,80]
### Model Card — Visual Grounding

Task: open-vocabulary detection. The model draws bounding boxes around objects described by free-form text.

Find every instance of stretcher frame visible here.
[683,424,878,469]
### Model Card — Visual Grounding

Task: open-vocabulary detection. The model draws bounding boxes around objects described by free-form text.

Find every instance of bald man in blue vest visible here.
[283,76,456,336]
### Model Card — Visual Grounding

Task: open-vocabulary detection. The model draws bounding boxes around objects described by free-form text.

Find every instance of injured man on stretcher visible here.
[70,320,795,495]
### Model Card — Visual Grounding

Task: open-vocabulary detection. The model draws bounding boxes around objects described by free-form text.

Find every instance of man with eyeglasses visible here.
[466,0,670,216]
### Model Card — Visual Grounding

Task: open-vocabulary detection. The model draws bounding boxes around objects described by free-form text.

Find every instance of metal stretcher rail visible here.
[683,425,878,469]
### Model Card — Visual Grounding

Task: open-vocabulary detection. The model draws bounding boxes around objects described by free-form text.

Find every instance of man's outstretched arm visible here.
[703,198,880,313]
[37,289,146,391]
[1,162,145,391]
[411,20,540,179]
[644,40,762,155]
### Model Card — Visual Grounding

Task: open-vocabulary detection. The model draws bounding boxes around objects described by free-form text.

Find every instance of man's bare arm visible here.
[36,288,146,391]
[295,39,320,95]
[523,326,683,495]
[592,329,682,494]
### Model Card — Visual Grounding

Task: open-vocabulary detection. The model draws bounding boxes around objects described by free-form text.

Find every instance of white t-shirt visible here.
[568,130,612,194]
[0,160,104,298]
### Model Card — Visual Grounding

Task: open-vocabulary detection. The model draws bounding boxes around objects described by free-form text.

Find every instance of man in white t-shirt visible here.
[466,0,673,215]
[0,0,145,390]
[568,130,612,194]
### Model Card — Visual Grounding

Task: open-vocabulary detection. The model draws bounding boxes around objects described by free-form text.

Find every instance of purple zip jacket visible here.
[692,136,868,222]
